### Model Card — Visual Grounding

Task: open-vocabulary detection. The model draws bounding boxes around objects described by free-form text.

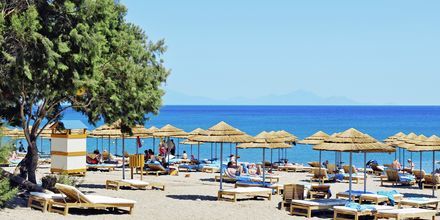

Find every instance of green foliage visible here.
[41,173,83,192]
[0,178,17,207]
[0,126,15,164]
[0,0,169,138]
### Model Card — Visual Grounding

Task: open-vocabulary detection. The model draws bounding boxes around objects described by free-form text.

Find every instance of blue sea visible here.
[4,106,440,172]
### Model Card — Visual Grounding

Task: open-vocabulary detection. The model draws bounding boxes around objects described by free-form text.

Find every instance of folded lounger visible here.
[374,208,436,220]
[217,187,272,202]
[336,190,373,201]
[105,179,165,191]
[290,199,347,218]
[398,197,440,210]
[28,191,65,212]
[334,204,394,220]
[48,183,136,215]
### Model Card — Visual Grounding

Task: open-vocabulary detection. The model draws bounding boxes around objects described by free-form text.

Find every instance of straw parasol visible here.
[237,131,291,184]
[153,124,187,138]
[179,128,206,159]
[298,131,330,145]
[407,135,440,196]
[188,121,253,190]
[314,128,394,201]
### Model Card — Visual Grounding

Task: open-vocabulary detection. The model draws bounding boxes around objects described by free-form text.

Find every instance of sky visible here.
[122,0,440,105]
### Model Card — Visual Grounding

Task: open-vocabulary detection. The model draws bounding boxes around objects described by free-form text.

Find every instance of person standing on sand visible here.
[159,140,166,156]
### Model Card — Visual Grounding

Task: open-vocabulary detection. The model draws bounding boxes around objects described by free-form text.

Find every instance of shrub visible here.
[0,178,18,207]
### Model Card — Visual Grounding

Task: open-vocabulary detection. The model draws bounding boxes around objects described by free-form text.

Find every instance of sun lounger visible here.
[105,179,165,191]
[422,174,440,190]
[374,208,436,220]
[308,161,322,168]
[48,183,136,215]
[277,165,312,172]
[310,168,330,183]
[290,199,347,218]
[334,204,394,220]
[145,163,169,176]
[308,184,331,199]
[413,170,426,183]
[327,164,337,174]
[201,166,220,173]
[214,174,279,183]
[381,169,416,186]
[336,190,372,201]
[28,192,65,212]
[86,163,117,171]
[217,187,272,202]
[343,173,365,184]
[281,184,305,209]
[234,181,283,195]
[398,198,440,210]
[359,193,403,205]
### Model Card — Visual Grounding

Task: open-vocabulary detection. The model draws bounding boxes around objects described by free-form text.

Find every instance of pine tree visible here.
[0,128,18,207]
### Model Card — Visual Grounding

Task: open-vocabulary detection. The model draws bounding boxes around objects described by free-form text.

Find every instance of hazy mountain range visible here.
[163,90,362,105]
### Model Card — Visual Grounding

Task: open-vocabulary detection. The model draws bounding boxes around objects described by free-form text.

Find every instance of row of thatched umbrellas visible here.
[3,121,440,197]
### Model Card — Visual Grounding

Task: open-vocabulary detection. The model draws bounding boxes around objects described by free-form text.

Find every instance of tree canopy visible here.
[0,0,169,183]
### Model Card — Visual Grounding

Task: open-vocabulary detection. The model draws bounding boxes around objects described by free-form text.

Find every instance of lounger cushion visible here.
[30,192,65,199]
[120,179,149,186]
[221,187,272,193]
[291,199,346,206]
[378,208,436,214]
[401,198,440,204]
[334,205,393,212]
[85,195,136,204]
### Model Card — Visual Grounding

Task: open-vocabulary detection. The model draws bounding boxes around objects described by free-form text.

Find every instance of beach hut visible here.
[188,121,253,190]
[50,120,88,175]
[407,135,440,196]
[237,131,291,183]
[313,128,394,201]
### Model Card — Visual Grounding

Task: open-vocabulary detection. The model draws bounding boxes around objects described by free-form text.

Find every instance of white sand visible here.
[2,166,440,220]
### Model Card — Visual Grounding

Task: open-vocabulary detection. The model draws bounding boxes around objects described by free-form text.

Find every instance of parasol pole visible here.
[122,134,126,179]
[219,142,224,190]
[349,151,353,202]
[363,152,367,193]
[433,151,436,197]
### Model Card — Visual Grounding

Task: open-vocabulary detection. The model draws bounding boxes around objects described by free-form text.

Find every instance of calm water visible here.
[4,106,440,172]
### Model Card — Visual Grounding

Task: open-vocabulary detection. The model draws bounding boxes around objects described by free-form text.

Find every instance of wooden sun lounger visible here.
[290,199,347,218]
[381,169,416,186]
[422,174,440,190]
[310,168,329,183]
[343,174,365,184]
[201,166,219,173]
[28,192,65,212]
[277,165,312,172]
[105,179,165,191]
[234,182,283,195]
[398,198,440,210]
[359,193,403,205]
[217,187,272,202]
[214,175,279,183]
[86,164,117,171]
[334,205,394,220]
[374,208,437,220]
[48,183,136,216]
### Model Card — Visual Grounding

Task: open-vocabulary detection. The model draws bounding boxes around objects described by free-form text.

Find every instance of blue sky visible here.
[122,0,440,105]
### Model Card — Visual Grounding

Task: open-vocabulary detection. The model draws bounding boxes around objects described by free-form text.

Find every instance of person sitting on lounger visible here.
[102,150,118,164]
[227,162,243,176]
[86,150,102,164]
[391,159,401,170]
[182,151,188,160]
[404,159,415,173]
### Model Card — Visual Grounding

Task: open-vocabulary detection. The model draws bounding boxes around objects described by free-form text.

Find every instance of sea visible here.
[3,105,440,172]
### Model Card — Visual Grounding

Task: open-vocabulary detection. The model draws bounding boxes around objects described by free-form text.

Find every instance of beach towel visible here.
[377,190,399,206]
[344,190,374,197]
[344,202,376,211]
[399,174,415,184]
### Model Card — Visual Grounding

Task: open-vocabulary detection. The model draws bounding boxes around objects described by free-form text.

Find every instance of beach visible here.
[2,165,440,220]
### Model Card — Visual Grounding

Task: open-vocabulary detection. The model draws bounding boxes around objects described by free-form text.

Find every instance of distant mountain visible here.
[163,90,360,105]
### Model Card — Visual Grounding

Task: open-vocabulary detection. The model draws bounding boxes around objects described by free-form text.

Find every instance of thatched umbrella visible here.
[153,124,188,161]
[408,135,440,195]
[271,130,297,163]
[181,128,206,160]
[237,131,291,183]
[147,126,159,152]
[314,128,394,201]
[298,131,330,145]
[188,121,253,190]
[384,132,406,161]
[395,132,418,168]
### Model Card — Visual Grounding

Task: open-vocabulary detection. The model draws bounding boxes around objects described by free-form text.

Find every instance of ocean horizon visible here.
[5,105,440,172]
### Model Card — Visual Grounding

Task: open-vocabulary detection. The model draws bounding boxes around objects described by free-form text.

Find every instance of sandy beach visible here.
[1,165,439,220]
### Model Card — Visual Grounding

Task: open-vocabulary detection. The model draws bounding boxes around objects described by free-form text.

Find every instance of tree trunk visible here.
[0,168,43,192]
[18,138,39,184]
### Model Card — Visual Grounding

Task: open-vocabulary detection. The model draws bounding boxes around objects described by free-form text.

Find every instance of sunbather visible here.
[86,150,101,164]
